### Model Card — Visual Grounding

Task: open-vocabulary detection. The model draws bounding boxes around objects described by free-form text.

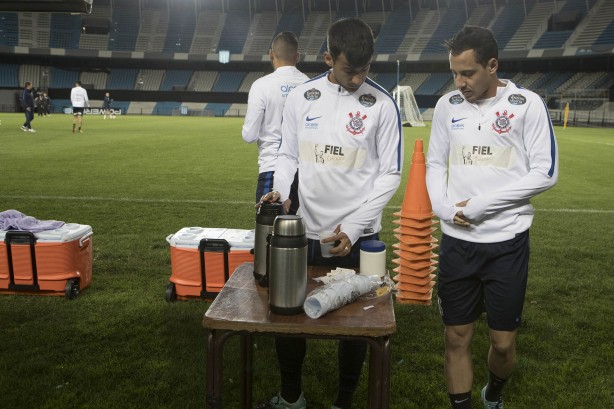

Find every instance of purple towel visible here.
[0,209,65,232]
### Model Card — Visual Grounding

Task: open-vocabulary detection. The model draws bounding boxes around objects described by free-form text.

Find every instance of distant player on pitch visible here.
[70,80,89,133]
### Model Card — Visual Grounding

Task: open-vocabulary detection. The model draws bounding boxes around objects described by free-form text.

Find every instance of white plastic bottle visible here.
[359,240,386,277]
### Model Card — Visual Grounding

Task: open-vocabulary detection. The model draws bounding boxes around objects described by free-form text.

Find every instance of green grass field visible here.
[0,112,613,408]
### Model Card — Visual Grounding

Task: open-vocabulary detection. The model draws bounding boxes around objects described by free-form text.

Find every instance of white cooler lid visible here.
[168,227,254,249]
[0,223,92,243]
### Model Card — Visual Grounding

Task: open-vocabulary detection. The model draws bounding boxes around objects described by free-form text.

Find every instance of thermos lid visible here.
[259,202,284,216]
[360,240,386,252]
[273,215,305,236]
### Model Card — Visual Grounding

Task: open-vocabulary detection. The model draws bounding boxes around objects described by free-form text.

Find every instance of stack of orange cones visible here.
[391,139,439,305]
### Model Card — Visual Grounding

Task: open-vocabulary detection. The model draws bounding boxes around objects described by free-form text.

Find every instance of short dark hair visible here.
[76,80,82,86]
[25,81,32,87]
[271,31,299,61]
[327,18,374,69]
[444,26,498,67]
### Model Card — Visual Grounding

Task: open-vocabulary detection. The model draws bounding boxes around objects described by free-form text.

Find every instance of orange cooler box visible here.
[0,224,93,299]
[166,227,254,301]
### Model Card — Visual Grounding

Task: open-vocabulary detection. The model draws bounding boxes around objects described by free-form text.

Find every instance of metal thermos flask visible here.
[253,202,283,282]
[268,215,308,315]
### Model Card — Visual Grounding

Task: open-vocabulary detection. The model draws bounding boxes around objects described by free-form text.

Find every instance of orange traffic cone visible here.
[392,139,439,305]
[393,139,433,220]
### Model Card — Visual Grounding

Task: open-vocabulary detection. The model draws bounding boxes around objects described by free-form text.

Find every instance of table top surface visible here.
[203,263,396,337]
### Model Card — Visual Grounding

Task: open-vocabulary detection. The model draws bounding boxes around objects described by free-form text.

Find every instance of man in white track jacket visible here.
[426,26,559,409]
[257,17,403,409]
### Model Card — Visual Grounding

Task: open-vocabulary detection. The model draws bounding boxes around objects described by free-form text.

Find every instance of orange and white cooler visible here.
[166,227,254,301]
[0,223,93,299]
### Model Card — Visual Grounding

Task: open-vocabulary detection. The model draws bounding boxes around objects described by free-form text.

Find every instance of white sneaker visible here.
[28,128,37,132]
[21,126,27,131]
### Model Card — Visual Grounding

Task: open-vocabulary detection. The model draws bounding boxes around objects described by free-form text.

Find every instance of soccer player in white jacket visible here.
[426,26,559,409]
[257,18,403,409]
[242,32,308,212]
[70,80,89,133]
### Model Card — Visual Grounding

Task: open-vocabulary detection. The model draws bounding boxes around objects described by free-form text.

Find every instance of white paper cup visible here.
[319,232,336,258]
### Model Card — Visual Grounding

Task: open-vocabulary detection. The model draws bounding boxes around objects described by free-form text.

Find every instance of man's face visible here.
[449,49,496,102]
[325,52,370,93]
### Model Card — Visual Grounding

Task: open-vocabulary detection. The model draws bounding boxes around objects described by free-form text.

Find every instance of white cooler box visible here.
[166,227,254,301]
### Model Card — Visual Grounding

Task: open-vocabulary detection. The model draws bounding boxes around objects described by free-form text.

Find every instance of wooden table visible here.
[203,262,396,409]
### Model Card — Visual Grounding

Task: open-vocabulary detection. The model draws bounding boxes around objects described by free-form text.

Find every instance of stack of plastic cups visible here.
[391,139,439,305]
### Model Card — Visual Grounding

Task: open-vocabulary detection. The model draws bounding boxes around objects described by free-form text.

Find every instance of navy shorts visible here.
[72,107,85,115]
[437,230,530,331]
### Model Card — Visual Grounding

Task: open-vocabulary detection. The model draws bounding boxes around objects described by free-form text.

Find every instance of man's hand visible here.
[453,200,470,227]
[320,225,352,256]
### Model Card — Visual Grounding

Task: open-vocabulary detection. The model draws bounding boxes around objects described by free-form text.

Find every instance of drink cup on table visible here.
[319,231,336,258]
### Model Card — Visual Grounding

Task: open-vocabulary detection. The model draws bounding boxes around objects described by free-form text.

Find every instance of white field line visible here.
[557,136,614,147]
[1,195,613,214]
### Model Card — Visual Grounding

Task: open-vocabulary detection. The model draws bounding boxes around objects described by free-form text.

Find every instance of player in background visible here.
[242,31,308,214]
[103,92,115,119]
[70,80,89,133]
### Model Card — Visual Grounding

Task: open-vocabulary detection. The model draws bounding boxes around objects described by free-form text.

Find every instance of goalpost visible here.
[392,85,425,127]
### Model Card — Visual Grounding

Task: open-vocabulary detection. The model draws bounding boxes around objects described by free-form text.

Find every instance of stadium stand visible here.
[108,6,139,51]
[189,10,224,54]
[160,70,193,91]
[107,69,138,90]
[164,5,196,53]
[50,68,79,89]
[275,11,305,39]
[299,12,332,55]
[422,2,474,54]
[49,13,80,49]
[211,72,246,92]
[491,1,529,49]
[398,8,438,55]
[216,11,251,54]
[242,12,277,55]
[416,73,453,96]
[136,70,165,91]
[0,12,18,46]
[135,8,168,53]
[80,71,108,90]
[0,0,612,126]
[504,1,562,51]
[188,71,219,92]
[569,0,614,47]
[18,12,51,48]
[374,9,410,54]
[0,63,18,87]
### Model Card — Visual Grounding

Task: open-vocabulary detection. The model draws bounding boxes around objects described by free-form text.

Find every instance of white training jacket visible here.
[70,86,89,108]
[426,79,559,243]
[242,66,309,173]
[274,72,404,244]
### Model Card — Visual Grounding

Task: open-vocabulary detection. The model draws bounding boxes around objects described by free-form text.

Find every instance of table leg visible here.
[240,334,253,408]
[205,330,236,409]
[366,336,391,409]
[381,336,391,408]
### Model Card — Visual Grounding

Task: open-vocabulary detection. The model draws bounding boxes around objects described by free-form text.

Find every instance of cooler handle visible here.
[165,234,173,244]
[79,231,93,248]
[4,231,40,291]
[198,238,230,300]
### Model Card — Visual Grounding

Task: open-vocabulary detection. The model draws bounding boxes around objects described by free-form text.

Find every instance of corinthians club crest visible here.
[492,110,514,134]
[346,111,367,135]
